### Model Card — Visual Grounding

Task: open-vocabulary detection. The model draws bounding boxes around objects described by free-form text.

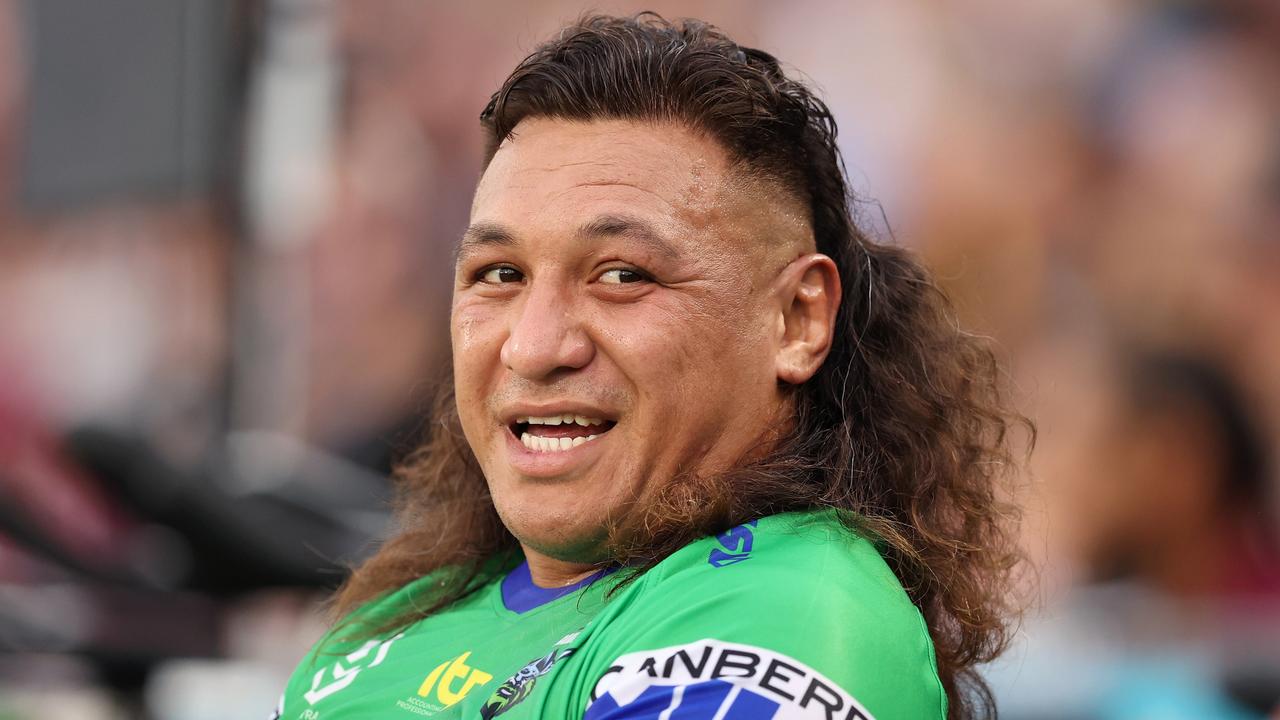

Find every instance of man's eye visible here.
[598,268,647,285]
[478,266,524,284]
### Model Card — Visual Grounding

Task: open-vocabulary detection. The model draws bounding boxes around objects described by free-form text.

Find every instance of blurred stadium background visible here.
[1,0,1277,718]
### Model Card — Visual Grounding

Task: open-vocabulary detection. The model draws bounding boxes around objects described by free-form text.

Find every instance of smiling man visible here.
[275,14,1025,720]
[454,117,829,575]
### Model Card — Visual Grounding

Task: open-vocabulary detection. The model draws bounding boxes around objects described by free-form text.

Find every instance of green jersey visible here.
[274,509,946,720]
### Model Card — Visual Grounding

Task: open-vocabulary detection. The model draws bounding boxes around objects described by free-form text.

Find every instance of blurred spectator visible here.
[1084,352,1278,602]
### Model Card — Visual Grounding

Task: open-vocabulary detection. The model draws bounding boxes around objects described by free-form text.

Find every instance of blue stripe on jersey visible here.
[668,680,735,718]
[586,680,781,719]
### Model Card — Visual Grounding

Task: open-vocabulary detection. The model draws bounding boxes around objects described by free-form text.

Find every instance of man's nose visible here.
[500,283,594,380]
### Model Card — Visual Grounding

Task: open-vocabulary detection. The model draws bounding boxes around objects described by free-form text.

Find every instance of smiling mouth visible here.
[510,414,617,453]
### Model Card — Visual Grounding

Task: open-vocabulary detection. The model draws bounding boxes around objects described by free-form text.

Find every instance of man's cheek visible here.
[454,402,491,465]
[602,309,717,372]
[450,300,508,354]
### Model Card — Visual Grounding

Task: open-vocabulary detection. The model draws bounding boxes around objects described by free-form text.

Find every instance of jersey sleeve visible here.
[574,515,947,720]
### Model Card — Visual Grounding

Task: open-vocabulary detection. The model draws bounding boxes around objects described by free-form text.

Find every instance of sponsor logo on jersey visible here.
[707,520,759,568]
[587,639,876,720]
[480,632,580,719]
[304,632,404,705]
[394,651,494,715]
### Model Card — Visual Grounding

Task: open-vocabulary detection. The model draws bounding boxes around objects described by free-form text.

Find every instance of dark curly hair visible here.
[335,14,1030,719]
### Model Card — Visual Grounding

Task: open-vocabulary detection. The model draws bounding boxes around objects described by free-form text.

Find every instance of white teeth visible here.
[520,432,601,453]
[516,412,609,454]
[523,414,606,426]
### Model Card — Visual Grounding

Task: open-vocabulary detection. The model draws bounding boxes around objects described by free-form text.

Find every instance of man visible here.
[276,14,1024,720]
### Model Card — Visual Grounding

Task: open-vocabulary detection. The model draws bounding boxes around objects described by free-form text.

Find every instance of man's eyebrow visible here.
[575,214,679,259]
[460,222,518,249]
[456,215,681,264]
[456,222,518,263]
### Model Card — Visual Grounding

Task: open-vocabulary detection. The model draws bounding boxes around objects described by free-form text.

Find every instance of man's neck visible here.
[522,545,600,588]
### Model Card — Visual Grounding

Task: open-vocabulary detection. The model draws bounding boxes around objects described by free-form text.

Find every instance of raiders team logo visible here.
[479,645,575,718]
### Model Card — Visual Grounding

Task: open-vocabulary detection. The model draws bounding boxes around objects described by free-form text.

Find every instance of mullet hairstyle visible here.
[334,14,1030,720]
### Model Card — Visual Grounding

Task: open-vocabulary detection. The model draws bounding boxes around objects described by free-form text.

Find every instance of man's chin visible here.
[504,516,614,567]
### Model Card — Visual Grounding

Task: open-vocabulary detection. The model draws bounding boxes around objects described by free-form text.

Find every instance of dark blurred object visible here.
[1224,666,1280,717]
[1087,351,1280,599]
[17,0,238,212]
[64,426,387,594]
[1128,354,1269,519]
[0,420,390,597]
[0,420,390,688]
[0,583,221,691]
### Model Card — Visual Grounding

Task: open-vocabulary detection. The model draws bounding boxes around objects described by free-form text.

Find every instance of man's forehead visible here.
[470,117,814,261]
[473,118,728,215]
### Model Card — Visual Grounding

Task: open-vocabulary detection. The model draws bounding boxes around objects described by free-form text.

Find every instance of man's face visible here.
[453,118,810,563]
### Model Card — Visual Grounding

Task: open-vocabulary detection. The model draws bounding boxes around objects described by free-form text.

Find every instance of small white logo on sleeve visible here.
[304,632,404,705]
[586,639,876,719]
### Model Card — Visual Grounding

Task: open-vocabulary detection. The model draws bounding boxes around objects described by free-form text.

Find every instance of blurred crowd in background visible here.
[1,0,1278,718]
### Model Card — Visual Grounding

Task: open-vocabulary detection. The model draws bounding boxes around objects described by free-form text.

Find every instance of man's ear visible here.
[774,253,842,385]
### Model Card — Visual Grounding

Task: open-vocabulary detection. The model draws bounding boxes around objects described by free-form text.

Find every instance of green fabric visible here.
[276,509,946,719]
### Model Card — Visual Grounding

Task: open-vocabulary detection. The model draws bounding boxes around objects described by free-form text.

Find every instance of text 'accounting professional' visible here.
[274,13,1027,720]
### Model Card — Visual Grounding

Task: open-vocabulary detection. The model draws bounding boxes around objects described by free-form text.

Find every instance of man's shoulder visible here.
[576,510,946,719]
[599,508,928,647]
[644,509,911,612]
[321,563,505,652]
